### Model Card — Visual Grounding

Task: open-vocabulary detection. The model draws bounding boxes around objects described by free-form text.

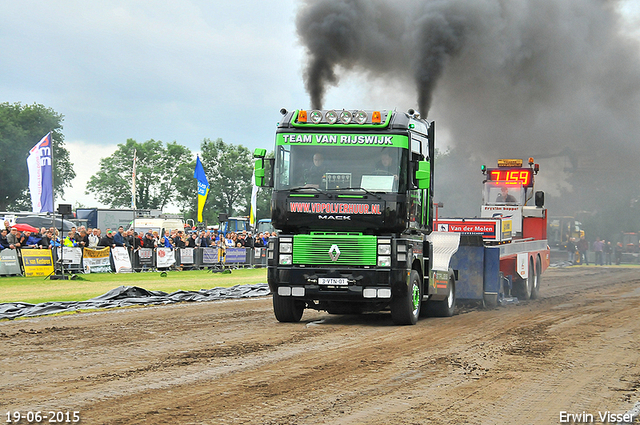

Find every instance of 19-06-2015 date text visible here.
[5,411,80,423]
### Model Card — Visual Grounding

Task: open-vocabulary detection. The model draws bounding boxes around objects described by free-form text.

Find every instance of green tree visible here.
[86,139,193,210]
[200,138,253,218]
[0,102,75,211]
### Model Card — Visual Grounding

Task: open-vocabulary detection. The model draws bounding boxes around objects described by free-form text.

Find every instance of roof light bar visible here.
[309,110,323,124]
[339,110,352,124]
[325,110,338,124]
[354,110,367,124]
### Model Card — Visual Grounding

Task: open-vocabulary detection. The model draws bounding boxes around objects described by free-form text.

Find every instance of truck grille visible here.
[292,233,377,266]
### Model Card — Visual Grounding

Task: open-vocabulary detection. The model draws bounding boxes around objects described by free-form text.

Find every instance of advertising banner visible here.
[0,250,22,276]
[226,247,247,263]
[180,248,194,264]
[83,247,112,273]
[156,247,175,268]
[202,247,218,264]
[112,247,133,273]
[138,248,154,266]
[21,249,54,277]
[56,247,83,265]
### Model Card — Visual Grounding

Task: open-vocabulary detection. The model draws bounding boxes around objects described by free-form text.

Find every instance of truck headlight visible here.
[279,254,292,265]
[279,242,292,253]
[377,256,391,267]
[378,244,391,255]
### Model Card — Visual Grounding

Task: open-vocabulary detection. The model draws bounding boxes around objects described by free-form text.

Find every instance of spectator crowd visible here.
[1,219,277,254]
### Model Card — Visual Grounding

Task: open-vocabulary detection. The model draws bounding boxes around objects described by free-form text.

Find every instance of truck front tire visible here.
[391,270,421,325]
[273,293,304,323]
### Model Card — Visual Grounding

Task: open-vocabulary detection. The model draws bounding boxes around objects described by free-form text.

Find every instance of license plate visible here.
[318,277,348,286]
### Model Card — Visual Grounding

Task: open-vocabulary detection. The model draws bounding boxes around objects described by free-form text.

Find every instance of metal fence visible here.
[0,246,269,277]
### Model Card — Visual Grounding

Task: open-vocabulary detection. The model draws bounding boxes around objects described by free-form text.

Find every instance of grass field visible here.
[0,268,268,304]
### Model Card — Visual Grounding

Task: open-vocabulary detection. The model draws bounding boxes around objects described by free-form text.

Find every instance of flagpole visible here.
[131,149,137,210]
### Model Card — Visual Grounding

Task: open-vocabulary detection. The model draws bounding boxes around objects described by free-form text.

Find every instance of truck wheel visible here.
[530,256,542,299]
[391,270,421,325]
[272,293,304,323]
[426,273,456,317]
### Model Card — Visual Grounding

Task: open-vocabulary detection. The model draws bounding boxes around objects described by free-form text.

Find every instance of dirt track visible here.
[2,266,640,424]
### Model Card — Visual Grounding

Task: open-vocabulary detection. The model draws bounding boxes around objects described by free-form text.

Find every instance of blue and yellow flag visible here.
[193,155,209,223]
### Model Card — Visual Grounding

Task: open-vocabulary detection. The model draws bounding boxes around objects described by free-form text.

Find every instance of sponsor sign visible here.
[138,248,154,266]
[56,247,82,265]
[481,205,523,232]
[83,247,112,273]
[112,247,133,273]
[225,247,247,263]
[0,250,22,276]
[435,218,513,242]
[202,247,219,264]
[180,248,194,264]
[21,249,54,277]
[289,201,382,215]
[156,247,175,268]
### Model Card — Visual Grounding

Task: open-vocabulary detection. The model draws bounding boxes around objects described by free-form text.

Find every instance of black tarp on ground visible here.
[0,283,271,320]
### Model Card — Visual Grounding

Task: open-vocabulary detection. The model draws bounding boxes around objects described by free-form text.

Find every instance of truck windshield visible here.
[274,145,407,193]
[483,182,525,206]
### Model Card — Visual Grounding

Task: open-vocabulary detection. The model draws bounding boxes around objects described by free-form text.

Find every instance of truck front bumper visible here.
[268,266,409,302]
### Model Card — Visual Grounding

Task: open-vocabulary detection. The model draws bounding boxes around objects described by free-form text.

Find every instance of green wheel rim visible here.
[411,281,420,313]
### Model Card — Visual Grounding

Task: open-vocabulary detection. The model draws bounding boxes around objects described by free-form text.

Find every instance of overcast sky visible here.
[2,0,639,211]
[1,1,315,209]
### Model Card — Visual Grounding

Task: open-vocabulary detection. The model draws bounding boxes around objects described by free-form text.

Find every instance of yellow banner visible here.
[21,249,54,277]
[83,247,110,259]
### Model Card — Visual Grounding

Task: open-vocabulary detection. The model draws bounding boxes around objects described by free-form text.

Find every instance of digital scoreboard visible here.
[486,168,533,186]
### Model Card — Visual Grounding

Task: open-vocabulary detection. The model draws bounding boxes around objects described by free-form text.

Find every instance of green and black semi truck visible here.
[253,108,461,325]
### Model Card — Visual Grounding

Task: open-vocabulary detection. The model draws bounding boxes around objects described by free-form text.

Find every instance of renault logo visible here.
[328,244,340,262]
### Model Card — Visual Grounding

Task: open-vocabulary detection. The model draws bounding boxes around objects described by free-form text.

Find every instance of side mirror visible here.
[415,161,431,189]
[253,148,267,187]
[535,191,545,208]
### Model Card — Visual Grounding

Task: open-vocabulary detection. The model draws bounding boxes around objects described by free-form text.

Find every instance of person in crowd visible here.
[604,241,613,265]
[173,230,186,248]
[566,237,576,264]
[152,231,160,245]
[63,231,77,247]
[198,231,210,247]
[124,229,135,249]
[76,229,89,248]
[186,232,198,248]
[615,242,623,265]
[37,230,52,248]
[49,231,61,247]
[99,230,115,247]
[143,232,157,249]
[3,220,11,232]
[163,230,173,248]
[577,236,589,265]
[88,228,100,248]
[113,226,126,247]
[23,231,41,248]
[0,229,14,249]
[225,232,235,248]
[592,238,605,266]
[244,232,255,248]
[237,232,247,247]
[7,227,22,249]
